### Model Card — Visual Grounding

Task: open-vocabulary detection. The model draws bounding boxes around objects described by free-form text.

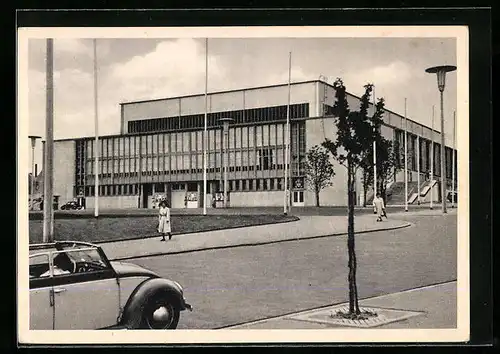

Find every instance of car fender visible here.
[120,277,186,329]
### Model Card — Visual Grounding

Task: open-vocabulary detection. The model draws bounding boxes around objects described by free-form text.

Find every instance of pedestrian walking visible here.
[372,193,386,222]
[158,200,172,241]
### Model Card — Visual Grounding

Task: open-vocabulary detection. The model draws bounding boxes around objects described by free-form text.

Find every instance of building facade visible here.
[49,80,457,209]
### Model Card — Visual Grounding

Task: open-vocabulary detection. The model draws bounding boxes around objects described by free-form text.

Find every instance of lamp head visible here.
[28,135,42,149]
[425,65,457,92]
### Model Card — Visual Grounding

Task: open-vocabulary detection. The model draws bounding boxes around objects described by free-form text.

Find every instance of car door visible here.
[29,253,54,330]
[51,249,120,330]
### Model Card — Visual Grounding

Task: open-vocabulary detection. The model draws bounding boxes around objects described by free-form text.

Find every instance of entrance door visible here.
[142,184,152,208]
[292,191,305,207]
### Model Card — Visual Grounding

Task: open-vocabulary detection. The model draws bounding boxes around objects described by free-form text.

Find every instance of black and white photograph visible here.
[18,25,469,344]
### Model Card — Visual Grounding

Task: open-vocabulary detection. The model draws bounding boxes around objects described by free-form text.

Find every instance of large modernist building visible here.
[47,80,457,209]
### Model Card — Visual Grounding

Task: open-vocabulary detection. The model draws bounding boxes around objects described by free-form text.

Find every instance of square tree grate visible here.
[287,305,425,328]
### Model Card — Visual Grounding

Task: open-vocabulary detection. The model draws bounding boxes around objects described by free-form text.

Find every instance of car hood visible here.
[110,261,159,279]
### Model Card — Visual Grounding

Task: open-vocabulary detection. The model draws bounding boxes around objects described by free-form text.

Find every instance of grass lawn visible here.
[28,214,298,244]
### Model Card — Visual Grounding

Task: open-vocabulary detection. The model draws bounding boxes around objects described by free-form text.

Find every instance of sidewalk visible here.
[226,281,457,329]
[101,215,412,261]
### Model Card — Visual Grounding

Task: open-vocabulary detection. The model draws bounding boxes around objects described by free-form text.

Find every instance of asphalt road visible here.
[130,213,457,329]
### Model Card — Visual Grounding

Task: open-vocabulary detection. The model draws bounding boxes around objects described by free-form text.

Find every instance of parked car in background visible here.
[29,241,192,330]
[60,200,84,210]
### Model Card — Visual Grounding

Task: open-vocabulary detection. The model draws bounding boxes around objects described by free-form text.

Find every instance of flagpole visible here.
[404,98,408,212]
[203,38,208,215]
[93,39,99,218]
[43,38,54,243]
[417,124,422,205]
[284,52,291,215]
[430,105,434,210]
[373,85,377,201]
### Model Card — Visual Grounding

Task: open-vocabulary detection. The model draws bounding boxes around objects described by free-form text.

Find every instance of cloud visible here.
[110,39,226,100]
[261,66,314,87]
[55,38,90,54]
[341,61,414,96]
[27,38,229,140]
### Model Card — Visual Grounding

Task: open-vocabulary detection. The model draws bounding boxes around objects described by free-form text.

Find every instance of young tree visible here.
[304,145,335,207]
[322,78,385,317]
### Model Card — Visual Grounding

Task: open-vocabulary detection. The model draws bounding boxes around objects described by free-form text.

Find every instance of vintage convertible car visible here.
[29,241,192,330]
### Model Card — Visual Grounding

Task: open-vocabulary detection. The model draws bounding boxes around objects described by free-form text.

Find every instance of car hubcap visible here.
[147,303,173,329]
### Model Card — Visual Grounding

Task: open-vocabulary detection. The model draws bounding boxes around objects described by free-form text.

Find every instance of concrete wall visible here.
[122,82,319,130]
[230,191,283,207]
[304,117,349,206]
[85,196,138,209]
[53,141,75,205]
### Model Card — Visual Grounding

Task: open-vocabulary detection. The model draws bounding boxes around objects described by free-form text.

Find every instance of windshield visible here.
[57,244,107,267]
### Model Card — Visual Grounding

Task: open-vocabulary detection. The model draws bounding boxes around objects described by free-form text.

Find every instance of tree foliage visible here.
[321,78,385,316]
[304,145,335,207]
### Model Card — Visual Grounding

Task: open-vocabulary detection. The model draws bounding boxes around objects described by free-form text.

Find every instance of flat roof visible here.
[52,79,438,142]
[119,79,427,129]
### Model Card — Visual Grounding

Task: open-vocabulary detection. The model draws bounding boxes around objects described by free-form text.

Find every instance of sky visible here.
[25,35,458,170]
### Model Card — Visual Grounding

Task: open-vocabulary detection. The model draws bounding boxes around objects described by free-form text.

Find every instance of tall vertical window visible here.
[248,126,254,148]
[241,127,248,148]
[256,126,263,147]
[258,149,273,170]
[277,124,284,145]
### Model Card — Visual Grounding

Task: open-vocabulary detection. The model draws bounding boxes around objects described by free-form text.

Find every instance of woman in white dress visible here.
[158,200,172,241]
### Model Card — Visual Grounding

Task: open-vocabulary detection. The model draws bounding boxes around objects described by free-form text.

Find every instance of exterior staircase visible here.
[419,179,437,198]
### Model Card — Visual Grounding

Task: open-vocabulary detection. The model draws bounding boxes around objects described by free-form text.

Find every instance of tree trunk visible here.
[315,188,320,207]
[347,160,360,315]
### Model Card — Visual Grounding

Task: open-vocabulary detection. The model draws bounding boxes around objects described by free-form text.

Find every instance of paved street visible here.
[128,213,457,329]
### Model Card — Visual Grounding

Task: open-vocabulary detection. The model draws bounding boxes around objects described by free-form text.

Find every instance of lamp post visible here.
[29,135,41,209]
[425,65,457,214]
[220,117,233,208]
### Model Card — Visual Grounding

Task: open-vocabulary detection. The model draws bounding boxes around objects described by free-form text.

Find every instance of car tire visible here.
[140,292,180,330]
[61,206,66,210]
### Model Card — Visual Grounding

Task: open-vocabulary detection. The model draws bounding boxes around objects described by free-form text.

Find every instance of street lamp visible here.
[29,135,41,209]
[220,117,233,208]
[425,65,456,214]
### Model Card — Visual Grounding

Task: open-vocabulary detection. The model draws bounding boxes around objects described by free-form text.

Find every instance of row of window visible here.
[78,124,298,159]
[81,177,304,197]
[75,122,308,184]
[127,103,310,134]
[394,129,457,179]
[79,150,297,175]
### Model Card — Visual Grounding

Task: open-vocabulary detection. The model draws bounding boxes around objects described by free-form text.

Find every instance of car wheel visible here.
[140,293,180,330]
[61,206,66,210]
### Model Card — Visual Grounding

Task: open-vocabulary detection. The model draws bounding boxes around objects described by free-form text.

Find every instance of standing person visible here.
[158,200,172,241]
[372,193,386,222]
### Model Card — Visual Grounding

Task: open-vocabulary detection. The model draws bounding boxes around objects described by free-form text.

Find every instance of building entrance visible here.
[292,191,305,207]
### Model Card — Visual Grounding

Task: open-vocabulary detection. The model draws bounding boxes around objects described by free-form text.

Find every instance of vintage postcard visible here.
[18,25,469,344]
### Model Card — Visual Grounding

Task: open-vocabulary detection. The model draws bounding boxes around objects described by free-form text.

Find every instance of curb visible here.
[109,221,412,261]
[216,279,456,329]
[29,212,297,220]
